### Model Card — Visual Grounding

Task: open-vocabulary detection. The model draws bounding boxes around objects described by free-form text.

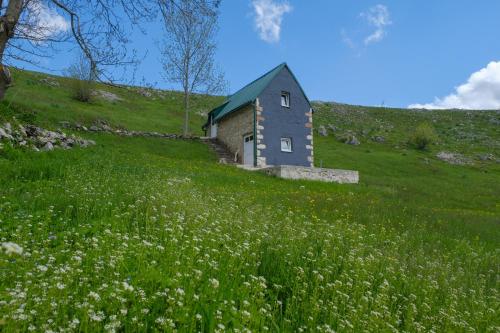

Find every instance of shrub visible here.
[409,122,438,150]
[65,55,95,103]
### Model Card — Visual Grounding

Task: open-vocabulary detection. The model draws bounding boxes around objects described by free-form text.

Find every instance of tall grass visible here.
[0,136,498,332]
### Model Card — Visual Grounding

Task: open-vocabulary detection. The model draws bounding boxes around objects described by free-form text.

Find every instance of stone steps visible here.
[202,138,237,165]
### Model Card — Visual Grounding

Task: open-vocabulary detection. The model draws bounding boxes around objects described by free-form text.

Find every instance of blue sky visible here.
[17,0,500,109]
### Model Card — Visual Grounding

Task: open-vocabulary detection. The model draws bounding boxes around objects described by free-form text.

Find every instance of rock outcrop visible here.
[0,122,95,152]
[436,151,472,165]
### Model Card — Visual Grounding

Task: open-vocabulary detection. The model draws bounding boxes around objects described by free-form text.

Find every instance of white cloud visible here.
[361,4,391,45]
[21,0,70,40]
[409,61,500,110]
[252,0,292,43]
[340,29,355,49]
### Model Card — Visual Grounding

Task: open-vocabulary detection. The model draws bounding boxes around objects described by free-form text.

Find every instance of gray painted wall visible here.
[258,67,312,167]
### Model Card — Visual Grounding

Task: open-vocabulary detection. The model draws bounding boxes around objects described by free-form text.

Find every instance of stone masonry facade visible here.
[255,98,266,167]
[306,108,314,167]
[216,105,254,164]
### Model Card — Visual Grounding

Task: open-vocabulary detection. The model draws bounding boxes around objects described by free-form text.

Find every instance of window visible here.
[244,135,254,142]
[281,91,290,107]
[281,137,292,152]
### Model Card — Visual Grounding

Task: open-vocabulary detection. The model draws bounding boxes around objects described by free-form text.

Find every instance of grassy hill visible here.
[1,69,223,134]
[0,69,498,332]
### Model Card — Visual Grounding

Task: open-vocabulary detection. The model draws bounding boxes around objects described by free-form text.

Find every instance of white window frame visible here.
[281,91,290,108]
[281,137,292,152]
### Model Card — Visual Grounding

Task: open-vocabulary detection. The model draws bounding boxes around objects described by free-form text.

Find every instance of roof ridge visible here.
[227,62,286,99]
[207,62,291,124]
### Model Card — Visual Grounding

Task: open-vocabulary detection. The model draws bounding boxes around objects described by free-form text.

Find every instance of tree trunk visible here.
[0,65,11,99]
[0,0,23,100]
[183,89,190,137]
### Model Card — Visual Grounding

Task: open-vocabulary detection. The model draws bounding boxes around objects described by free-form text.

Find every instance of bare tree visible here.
[159,0,225,136]
[0,0,191,100]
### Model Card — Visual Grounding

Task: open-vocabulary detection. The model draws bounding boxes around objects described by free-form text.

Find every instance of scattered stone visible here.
[42,142,54,151]
[196,110,209,117]
[93,90,123,102]
[477,153,495,161]
[348,136,360,145]
[0,121,95,152]
[327,124,338,132]
[63,120,180,139]
[317,125,328,136]
[4,122,12,134]
[371,135,385,143]
[436,151,472,165]
[338,133,360,145]
[0,127,12,141]
[137,88,152,98]
[18,124,27,137]
[40,77,60,87]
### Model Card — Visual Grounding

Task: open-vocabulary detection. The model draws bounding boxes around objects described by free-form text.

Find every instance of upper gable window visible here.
[281,91,290,108]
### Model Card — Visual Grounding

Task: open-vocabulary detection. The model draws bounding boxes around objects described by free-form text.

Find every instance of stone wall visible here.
[255,98,266,167]
[261,165,359,184]
[217,105,254,163]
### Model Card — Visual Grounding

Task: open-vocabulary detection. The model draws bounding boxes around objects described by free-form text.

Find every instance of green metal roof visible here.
[211,63,287,122]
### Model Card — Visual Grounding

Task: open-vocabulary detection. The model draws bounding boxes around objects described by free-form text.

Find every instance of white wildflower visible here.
[1,242,23,255]
[209,278,219,289]
[122,281,134,292]
[37,265,48,272]
[88,291,101,301]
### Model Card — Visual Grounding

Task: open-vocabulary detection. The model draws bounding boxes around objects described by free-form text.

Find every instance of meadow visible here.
[0,70,499,332]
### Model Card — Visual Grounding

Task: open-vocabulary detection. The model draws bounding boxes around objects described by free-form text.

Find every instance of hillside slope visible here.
[0,69,499,332]
[2,68,223,134]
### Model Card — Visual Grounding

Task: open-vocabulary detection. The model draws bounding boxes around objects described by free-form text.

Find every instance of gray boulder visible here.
[477,153,495,161]
[338,133,360,145]
[436,151,471,165]
[94,90,123,102]
[327,124,338,132]
[371,136,385,143]
[348,136,360,145]
[18,125,27,137]
[137,88,153,97]
[40,77,60,87]
[317,125,328,137]
[0,127,13,141]
[4,122,12,134]
[42,142,54,151]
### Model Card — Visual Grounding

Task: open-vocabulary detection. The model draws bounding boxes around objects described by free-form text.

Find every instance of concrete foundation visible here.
[238,164,359,184]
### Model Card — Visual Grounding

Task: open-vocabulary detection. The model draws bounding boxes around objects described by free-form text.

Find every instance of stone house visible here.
[203,63,314,167]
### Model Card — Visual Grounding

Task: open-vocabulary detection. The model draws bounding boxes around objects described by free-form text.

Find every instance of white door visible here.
[210,123,218,138]
[243,134,254,165]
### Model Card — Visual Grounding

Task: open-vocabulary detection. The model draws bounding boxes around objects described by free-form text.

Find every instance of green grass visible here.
[2,68,223,134]
[0,70,499,332]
